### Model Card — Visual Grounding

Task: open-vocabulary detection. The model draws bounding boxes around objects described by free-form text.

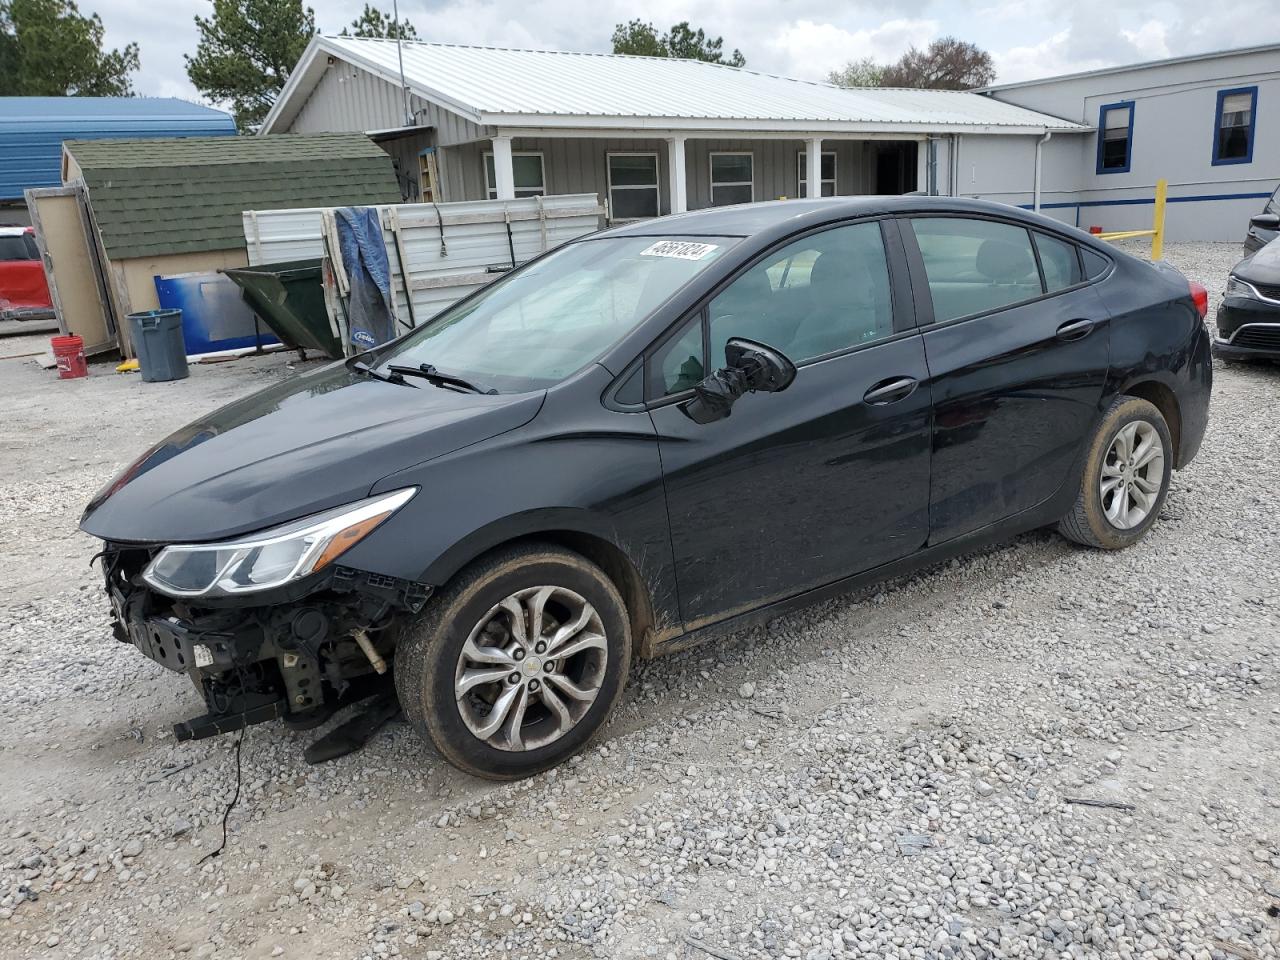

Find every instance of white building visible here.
[262,37,1278,241]
[976,44,1280,240]
[261,36,1085,219]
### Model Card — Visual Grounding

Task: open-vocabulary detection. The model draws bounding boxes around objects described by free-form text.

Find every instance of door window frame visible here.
[607,216,917,410]
[606,152,661,221]
[896,212,1112,331]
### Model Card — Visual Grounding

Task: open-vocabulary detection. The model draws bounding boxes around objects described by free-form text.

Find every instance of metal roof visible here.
[64,133,401,259]
[263,37,1086,136]
[0,97,235,201]
[979,42,1280,92]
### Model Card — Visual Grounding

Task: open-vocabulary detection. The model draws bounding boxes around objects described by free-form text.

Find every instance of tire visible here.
[1058,396,1173,550]
[395,543,632,780]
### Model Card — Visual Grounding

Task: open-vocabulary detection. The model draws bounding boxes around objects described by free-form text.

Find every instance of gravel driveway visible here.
[1,242,1277,960]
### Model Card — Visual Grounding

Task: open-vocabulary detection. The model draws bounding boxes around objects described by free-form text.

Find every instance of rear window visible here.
[910,217,1042,323]
[0,234,37,261]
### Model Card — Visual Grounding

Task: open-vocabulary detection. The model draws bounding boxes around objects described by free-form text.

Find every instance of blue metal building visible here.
[0,97,235,223]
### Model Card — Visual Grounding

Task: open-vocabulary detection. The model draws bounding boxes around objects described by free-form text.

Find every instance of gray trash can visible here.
[128,309,189,382]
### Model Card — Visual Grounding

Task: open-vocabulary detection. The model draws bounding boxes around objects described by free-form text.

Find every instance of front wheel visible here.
[1058,396,1173,549]
[395,543,632,780]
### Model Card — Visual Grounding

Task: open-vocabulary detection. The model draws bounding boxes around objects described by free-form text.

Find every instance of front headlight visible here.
[142,488,416,598]
[1225,275,1260,300]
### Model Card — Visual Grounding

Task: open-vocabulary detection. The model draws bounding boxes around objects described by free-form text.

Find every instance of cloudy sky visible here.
[96,0,1277,102]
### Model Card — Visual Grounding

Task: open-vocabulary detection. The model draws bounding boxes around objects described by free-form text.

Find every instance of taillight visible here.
[1188,281,1208,319]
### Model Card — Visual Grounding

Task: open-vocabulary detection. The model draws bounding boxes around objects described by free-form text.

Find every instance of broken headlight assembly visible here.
[142,488,416,598]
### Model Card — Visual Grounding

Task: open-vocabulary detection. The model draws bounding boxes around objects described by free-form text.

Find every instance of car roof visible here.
[0,226,32,236]
[595,195,1080,240]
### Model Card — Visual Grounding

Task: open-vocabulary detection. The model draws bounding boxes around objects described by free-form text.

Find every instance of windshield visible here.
[378,235,737,393]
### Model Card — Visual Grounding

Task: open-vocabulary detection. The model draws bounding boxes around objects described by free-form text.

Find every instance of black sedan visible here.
[1243,184,1279,256]
[1215,237,1280,361]
[82,197,1212,779]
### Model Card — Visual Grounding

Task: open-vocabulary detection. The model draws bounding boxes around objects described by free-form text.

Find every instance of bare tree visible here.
[879,37,995,89]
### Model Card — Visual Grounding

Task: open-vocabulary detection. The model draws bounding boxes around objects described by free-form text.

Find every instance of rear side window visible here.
[1081,248,1110,279]
[0,235,37,261]
[1034,232,1083,292]
[910,218,1042,323]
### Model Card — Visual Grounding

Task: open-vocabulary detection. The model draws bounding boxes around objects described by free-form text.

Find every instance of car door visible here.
[900,215,1111,544]
[645,218,933,628]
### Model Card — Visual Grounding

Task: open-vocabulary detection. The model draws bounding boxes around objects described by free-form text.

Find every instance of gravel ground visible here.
[1,241,1277,960]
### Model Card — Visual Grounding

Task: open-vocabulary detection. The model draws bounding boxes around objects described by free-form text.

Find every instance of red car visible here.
[0,226,54,321]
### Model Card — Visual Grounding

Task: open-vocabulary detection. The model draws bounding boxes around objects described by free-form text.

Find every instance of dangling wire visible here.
[197,727,247,865]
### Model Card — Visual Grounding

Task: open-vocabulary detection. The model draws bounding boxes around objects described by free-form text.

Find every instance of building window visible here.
[1096,102,1133,174]
[797,151,837,197]
[607,153,660,220]
[710,152,753,206]
[484,152,545,198]
[1213,86,1257,165]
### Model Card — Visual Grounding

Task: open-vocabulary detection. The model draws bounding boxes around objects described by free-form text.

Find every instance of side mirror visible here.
[681,337,797,424]
[1250,213,1280,232]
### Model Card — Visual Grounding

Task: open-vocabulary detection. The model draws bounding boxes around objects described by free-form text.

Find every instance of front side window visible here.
[910,217,1042,322]
[710,152,753,206]
[607,153,660,221]
[0,234,37,261]
[381,235,736,394]
[649,313,706,398]
[708,220,893,367]
[1097,102,1133,173]
[1213,87,1257,165]
[798,151,837,198]
[484,152,545,199]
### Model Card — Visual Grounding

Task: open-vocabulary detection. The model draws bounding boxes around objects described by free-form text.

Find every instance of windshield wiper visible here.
[386,363,499,395]
[346,358,418,388]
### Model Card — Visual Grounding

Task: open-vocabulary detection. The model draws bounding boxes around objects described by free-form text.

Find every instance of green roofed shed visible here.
[63,133,402,260]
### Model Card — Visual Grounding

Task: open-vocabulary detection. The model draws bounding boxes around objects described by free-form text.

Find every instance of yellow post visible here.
[1150,178,1167,261]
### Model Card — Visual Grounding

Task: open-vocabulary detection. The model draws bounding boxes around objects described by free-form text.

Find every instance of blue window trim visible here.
[1096,101,1134,175]
[1212,85,1258,166]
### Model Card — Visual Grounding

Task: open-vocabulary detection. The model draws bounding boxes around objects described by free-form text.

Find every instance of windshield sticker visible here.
[640,240,720,261]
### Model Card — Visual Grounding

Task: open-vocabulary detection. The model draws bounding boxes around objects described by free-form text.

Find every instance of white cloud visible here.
[85,0,1279,103]
[767,18,941,80]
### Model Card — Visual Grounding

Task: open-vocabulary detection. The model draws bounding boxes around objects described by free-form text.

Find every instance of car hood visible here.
[80,363,544,544]
[1235,236,1280,285]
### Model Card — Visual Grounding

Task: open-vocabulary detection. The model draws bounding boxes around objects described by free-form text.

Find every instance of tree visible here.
[879,37,995,90]
[826,56,883,88]
[341,3,416,40]
[611,19,745,67]
[0,0,139,96]
[186,0,315,130]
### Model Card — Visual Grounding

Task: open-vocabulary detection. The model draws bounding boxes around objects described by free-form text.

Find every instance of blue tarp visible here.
[336,206,397,349]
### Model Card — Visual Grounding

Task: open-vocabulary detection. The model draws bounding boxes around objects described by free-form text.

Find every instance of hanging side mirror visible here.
[681,337,797,425]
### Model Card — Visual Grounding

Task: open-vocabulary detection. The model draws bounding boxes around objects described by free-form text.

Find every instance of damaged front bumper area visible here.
[100,543,431,742]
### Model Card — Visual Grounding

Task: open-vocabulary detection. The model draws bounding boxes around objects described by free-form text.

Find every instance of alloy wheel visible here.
[1099,419,1165,530]
[453,585,608,752]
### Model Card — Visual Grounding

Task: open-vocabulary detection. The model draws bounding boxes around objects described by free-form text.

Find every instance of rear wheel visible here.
[1058,396,1173,549]
[395,543,631,779]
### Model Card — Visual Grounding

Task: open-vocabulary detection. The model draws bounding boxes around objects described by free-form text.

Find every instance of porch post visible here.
[667,136,688,213]
[491,135,516,200]
[805,137,823,198]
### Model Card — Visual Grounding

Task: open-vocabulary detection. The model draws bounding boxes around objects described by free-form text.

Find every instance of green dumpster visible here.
[223,259,342,360]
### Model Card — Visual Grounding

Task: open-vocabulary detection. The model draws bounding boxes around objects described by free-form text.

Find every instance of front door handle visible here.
[863,376,918,405]
[1055,318,1095,341]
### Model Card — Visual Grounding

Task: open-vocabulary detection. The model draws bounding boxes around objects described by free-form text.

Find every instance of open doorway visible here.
[873,142,919,194]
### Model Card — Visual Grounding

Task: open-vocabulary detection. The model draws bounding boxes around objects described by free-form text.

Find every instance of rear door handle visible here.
[1055,318,1095,341]
[863,376,918,405]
